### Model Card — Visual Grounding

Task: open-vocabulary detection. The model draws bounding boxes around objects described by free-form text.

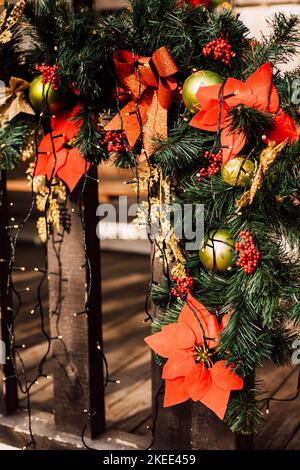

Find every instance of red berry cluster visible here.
[235,231,260,274]
[102,130,130,155]
[35,63,60,91]
[197,149,223,181]
[171,273,194,299]
[111,85,130,105]
[203,36,236,65]
[70,81,80,96]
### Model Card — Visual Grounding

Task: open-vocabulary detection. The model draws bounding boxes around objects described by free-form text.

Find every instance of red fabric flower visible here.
[190,63,298,163]
[34,105,90,192]
[144,294,243,419]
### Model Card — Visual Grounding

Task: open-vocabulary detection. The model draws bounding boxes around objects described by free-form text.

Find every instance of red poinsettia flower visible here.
[190,63,298,163]
[145,294,243,419]
[34,105,90,192]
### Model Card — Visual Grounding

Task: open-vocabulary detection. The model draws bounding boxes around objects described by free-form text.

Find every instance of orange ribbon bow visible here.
[105,46,179,158]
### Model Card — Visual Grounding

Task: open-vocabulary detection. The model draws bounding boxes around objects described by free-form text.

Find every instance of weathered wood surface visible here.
[47,171,106,438]
[255,364,300,450]
[0,171,18,415]
[0,409,148,450]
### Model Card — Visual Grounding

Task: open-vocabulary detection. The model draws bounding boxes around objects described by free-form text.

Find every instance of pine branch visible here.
[73,105,106,165]
[229,106,273,142]
[153,125,215,177]
[0,120,34,170]
[225,383,264,435]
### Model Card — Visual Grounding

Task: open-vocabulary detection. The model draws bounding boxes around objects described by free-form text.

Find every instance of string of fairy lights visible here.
[3,97,55,448]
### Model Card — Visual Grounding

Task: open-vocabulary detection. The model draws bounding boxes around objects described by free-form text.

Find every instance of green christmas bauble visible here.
[199,229,235,273]
[182,70,222,114]
[221,156,255,187]
[29,75,65,113]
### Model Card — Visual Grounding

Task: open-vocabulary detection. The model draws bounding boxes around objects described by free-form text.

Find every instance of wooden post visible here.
[0,170,19,415]
[152,360,237,450]
[48,168,105,438]
[151,257,253,450]
[235,433,254,450]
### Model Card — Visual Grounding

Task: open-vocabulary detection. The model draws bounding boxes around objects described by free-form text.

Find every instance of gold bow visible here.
[0,0,26,43]
[0,76,35,127]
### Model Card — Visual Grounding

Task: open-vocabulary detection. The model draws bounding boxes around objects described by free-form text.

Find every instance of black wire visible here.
[77,148,115,452]
[146,380,164,450]
[259,368,300,413]
[4,95,50,448]
[4,73,66,449]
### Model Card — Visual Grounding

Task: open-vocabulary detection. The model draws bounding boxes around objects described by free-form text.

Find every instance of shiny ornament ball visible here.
[221,156,255,187]
[182,70,222,114]
[29,75,65,113]
[199,229,235,273]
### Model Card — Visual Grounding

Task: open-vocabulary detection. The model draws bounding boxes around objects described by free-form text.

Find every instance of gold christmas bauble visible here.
[182,70,222,114]
[221,156,255,187]
[199,229,235,273]
[29,75,65,113]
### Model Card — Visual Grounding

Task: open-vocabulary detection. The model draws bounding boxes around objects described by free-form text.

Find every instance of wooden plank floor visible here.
[10,242,300,449]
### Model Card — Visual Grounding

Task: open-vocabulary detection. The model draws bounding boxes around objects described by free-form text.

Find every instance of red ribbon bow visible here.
[105,46,179,157]
[34,105,90,192]
[189,63,298,163]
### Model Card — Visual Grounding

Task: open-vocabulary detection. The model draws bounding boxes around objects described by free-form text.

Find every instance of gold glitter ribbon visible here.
[236,139,288,212]
[0,76,35,127]
[105,47,179,159]
[0,0,26,44]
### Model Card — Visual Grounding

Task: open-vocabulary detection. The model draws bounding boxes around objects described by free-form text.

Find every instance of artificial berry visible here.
[171,273,194,299]
[197,149,223,182]
[35,63,60,91]
[203,36,235,65]
[235,231,260,274]
[70,81,80,96]
[111,86,130,105]
[102,130,130,157]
